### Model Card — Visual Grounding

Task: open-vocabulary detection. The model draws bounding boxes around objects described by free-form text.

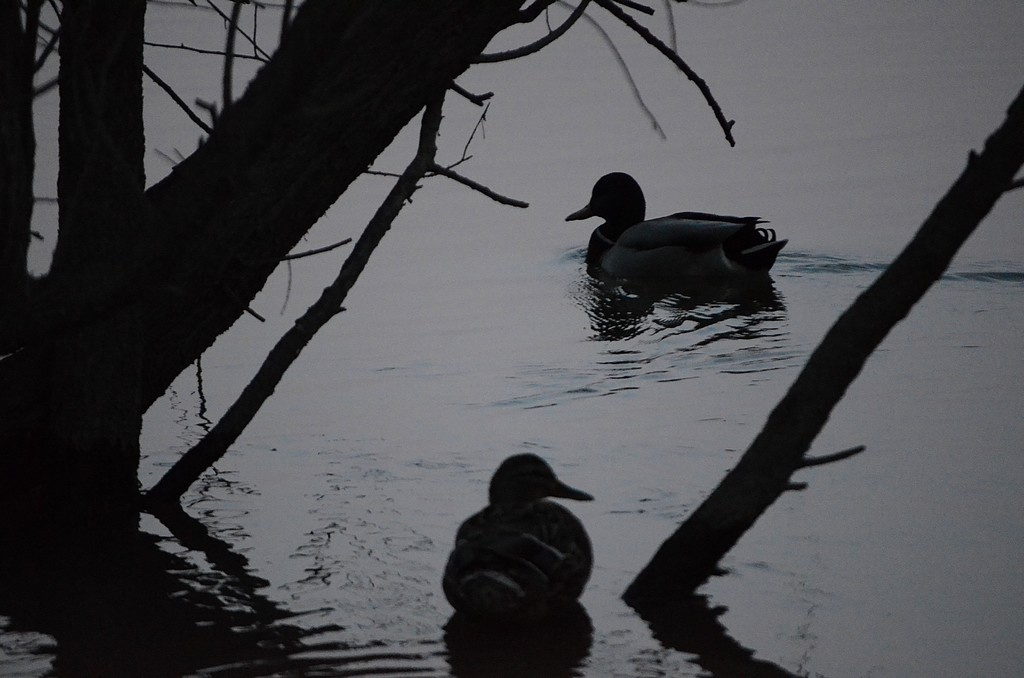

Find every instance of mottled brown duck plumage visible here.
[442,454,593,624]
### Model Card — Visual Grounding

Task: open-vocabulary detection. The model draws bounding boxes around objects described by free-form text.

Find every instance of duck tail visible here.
[725,225,788,271]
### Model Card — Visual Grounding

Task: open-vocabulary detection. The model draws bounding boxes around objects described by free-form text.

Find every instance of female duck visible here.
[442,454,593,624]
[566,172,787,279]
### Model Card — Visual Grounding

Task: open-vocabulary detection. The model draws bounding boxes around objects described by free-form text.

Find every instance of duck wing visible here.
[617,213,766,253]
[443,502,593,622]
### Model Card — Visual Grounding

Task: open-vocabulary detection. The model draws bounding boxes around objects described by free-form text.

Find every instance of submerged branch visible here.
[625,83,1024,605]
[146,95,448,506]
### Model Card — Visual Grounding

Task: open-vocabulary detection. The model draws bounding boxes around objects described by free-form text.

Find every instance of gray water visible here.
[4,2,1024,676]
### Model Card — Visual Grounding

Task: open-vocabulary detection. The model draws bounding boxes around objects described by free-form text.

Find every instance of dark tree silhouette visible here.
[0,0,526,537]
[3,5,1020,664]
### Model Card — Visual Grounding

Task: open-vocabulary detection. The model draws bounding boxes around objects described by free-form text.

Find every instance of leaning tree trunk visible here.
[0,1,525,538]
[624,83,1024,604]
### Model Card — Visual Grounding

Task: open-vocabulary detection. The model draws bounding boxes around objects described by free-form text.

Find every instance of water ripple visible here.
[777,250,1024,285]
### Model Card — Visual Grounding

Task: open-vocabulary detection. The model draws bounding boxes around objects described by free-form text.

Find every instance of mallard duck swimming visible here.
[442,454,593,624]
[566,172,787,279]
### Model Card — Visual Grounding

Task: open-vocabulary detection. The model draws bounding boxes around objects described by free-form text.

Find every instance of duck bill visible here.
[565,204,594,221]
[551,480,594,502]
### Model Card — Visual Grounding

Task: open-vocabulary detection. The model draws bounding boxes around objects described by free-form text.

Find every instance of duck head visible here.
[565,172,646,226]
[488,453,594,506]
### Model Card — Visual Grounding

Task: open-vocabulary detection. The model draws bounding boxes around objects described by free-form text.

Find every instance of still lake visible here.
[4,2,1024,676]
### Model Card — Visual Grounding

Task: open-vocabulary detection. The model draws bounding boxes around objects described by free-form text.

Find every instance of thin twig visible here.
[243,306,265,322]
[33,24,59,73]
[429,163,530,208]
[594,0,736,146]
[144,40,265,62]
[281,238,353,261]
[574,3,666,138]
[222,0,242,112]
[32,75,58,98]
[363,168,402,179]
[477,0,591,63]
[450,81,493,106]
[153,147,187,167]
[250,2,258,59]
[205,0,272,61]
[196,98,218,125]
[518,0,559,23]
[40,0,59,23]
[144,64,214,134]
[662,0,678,52]
[461,102,490,161]
[281,0,294,40]
[612,0,655,15]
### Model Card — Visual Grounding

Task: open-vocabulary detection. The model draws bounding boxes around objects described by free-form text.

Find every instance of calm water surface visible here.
[4,1,1023,676]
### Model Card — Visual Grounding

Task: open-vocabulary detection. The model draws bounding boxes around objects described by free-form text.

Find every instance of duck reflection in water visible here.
[444,601,593,678]
[442,454,593,625]
[576,266,786,343]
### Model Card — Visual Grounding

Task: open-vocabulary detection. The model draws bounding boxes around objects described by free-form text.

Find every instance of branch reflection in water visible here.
[630,595,799,678]
[0,509,323,677]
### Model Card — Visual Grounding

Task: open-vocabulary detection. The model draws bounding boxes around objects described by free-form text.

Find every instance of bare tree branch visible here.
[594,0,736,146]
[222,0,243,112]
[662,0,678,52]
[281,0,294,40]
[144,40,266,62]
[146,94,448,506]
[33,21,59,72]
[574,2,666,139]
[611,0,655,15]
[32,75,58,98]
[205,0,271,61]
[143,64,213,134]
[281,237,352,261]
[450,81,493,106]
[517,0,559,24]
[429,163,530,208]
[460,101,490,161]
[477,0,591,63]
